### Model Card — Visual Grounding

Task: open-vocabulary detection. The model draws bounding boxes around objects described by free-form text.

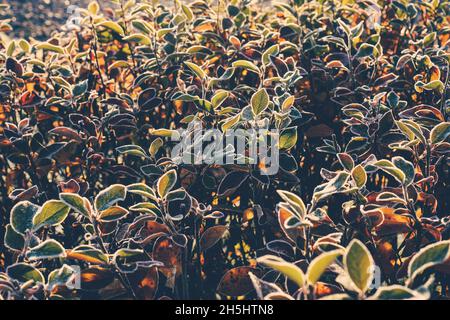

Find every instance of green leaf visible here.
[112,248,146,271]
[430,122,450,144]
[262,44,279,65]
[95,184,127,212]
[307,249,343,285]
[113,248,144,259]
[345,136,369,153]
[408,240,450,282]
[88,1,100,15]
[184,61,206,79]
[32,200,70,230]
[351,165,367,188]
[151,128,181,140]
[415,80,444,94]
[116,144,149,158]
[122,34,151,45]
[157,169,177,198]
[51,76,71,90]
[221,113,241,132]
[279,127,298,150]
[129,202,161,216]
[10,201,39,234]
[96,21,125,36]
[396,120,426,145]
[108,60,132,70]
[211,90,229,109]
[98,206,129,222]
[27,239,66,261]
[181,4,194,21]
[276,190,306,219]
[47,265,77,290]
[423,32,436,46]
[7,263,45,284]
[232,60,260,73]
[392,156,415,186]
[194,98,214,114]
[396,120,415,141]
[281,95,295,111]
[374,159,406,184]
[4,224,25,251]
[251,88,269,116]
[149,138,164,158]
[337,18,351,35]
[36,42,64,54]
[344,239,374,294]
[356,43,375,58]
[59,193,90,217]
[127,183,157,200]
[157,27,175,38]
[132,19,153,34]
[18,39,31,53]
[370,285,423,300]
[257,255,305,288]
[6,40,15,57]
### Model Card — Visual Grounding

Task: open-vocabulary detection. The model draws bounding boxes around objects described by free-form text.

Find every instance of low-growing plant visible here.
[0,0,449,300]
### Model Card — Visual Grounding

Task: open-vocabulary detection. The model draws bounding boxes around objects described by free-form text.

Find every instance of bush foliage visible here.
[0,0,449,300]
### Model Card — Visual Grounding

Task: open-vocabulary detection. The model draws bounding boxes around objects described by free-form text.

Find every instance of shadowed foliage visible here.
[0,0,449,300]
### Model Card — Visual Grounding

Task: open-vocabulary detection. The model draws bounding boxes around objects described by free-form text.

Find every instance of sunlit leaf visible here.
[27,239,66,261]
[344,239,374,294]
[351,165,367,188]
[127,183,157,201]
[36,42,64,54]
[307,249,343,285]
[184,61,206,79]
[257,255,305,287]
[95,184,127,212]
[33,200,70,230]
[251,88,269,116]
[430,122,450,145]
[66,245,108,265]
[279,127,297,150]
[276,190,306,219]
[98,206,129,222]
[157,169,177,198]
[59,193,90,217]
[232,60,259,73]
[96,21,125,36]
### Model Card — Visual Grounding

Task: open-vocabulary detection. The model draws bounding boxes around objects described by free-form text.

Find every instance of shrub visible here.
[0,0,449,300]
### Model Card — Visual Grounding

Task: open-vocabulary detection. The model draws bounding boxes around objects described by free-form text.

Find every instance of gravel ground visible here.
[1,0,275,40]
[1,0,92,40]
